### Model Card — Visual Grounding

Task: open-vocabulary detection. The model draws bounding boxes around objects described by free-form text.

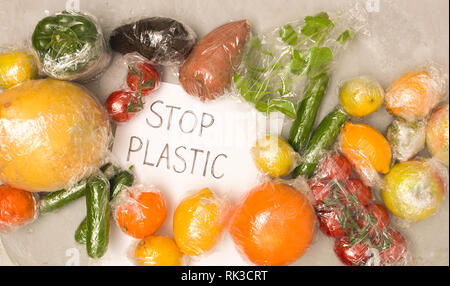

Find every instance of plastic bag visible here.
[229,180,316,266]
[0,79,111,192]
[385,62,448,122]
[132,235,185,266]
[105,52,161,123]
[179,20,251,101]
[233,6,368,119]
[30,10,111,82]
[109,17,197,66]
[0,50,37,89]
[382,158,448,223]
[172,188,231,257]
[0,185,39,234]
[112,184,167,239]
[307,151,409,266]
[387,118,426,162]
[426,104,449,166]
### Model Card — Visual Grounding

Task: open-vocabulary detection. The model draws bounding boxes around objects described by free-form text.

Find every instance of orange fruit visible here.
[340,122,392,175]
[229,181,315,266]
[134,235,183,266]
[0,185,37,233]
[0,79,110,192]
[173,188,231,256]
[386,70,443,121]
[114,185,167,239]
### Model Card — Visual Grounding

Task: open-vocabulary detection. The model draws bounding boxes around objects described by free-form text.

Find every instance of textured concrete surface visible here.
[0,0,448,266]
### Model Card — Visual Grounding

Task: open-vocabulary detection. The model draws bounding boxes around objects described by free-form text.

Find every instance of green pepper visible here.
[31,11,101,78]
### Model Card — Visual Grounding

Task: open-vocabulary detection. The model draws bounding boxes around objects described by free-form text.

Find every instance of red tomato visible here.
[318,154,352,181]
[308,179,331,207]
[334,236,371,266]
[317,208,346,238]
[341,178,372,206]
[127,63,160,96]
[358,203,390,239]
[105,90,139,122]
[379,228,407,265]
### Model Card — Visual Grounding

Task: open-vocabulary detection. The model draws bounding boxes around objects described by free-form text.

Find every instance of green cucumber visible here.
[85,173,110,258]
[289,73,329,152]
[100,163,121,180]
[293,107,348,178]
[75,168,134,245]
[39,180,87,214]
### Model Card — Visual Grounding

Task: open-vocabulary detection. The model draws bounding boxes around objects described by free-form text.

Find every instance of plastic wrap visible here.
[338,75,385,118]
[426,104,449,166]
[112,184,167,239]
[0,185,39,234]
[109,17,197,66]
[0,50,37,89]
[179,20,251,101]
[382,158,448,222]
[0,79,111,192]
[173,188,231,257]
[387,118,426,162]
[133,235,184,266]
[308,151,408,266]
[105,52,161,122]
[31,10,111,82]
[339,122,392,188]
[385,62,448,121]
[250,135,300,178]
[233,7,368,119]
[229,181,315,266]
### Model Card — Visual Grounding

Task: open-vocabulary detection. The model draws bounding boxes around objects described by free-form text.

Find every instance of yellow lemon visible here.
[339,76,384,117]
[0,51,36,89]
[0,79,110,192]
[251,135,297,177]
[173,188,230,256]
[134,236,183,266]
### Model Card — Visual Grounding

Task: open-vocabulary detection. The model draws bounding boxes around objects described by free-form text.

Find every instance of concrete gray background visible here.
[0,0,448,265]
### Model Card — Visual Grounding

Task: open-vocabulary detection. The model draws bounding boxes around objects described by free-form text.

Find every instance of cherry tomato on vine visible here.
[127,63,160,96]
[317,208,347,238]
[358,203,390,236]
[106,90,140,122]
[308,179,331,207]
[340,178,372,206]
[334,236,371,266]
[318,154,352,181]
[379,228,407,265]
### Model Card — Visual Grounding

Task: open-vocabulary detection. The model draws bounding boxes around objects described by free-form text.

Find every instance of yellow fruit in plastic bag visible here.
[382,160,447,222]
[339,76,385,118]
[134,236,183,266]
[173,188,231,256]
[251,135,297,177]
[0,79,110,192]
[0,51,36,89]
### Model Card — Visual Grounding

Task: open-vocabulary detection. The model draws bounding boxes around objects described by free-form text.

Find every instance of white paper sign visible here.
[110,82,284,266]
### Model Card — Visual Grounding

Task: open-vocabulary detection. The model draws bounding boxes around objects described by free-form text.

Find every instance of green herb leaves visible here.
[234,11,354,118]
[337,29,355,44]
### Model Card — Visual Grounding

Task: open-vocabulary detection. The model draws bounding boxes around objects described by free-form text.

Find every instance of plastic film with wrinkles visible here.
[109,17,197,66]
[173,188,231,257]
[382,158,448,223]
[387,118,427,162]
[30,10,111,82]
[307,151,409,266]
[229,181,316,266]
[385,62,448,122]
[0,79,111,192]
[112,184,167,239]
[179,20,251,101]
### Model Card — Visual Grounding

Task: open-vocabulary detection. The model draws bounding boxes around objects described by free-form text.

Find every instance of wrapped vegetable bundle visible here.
[31,11,111,81]
[387,118,426,162]
[0,79,111,192]
[109,17,197,66]
[308,152,408,266]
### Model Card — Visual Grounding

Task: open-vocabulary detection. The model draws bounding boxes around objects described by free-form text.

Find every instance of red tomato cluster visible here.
[106,62,160,122]
[308,153,407,266]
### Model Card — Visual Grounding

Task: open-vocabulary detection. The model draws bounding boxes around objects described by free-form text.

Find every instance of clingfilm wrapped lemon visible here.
[0,51,36,89]
[0,79,111,192]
